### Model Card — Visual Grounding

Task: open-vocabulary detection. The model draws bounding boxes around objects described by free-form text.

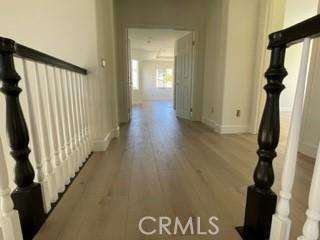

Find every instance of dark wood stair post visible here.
[236,32,288,240]
[0,37,46,240]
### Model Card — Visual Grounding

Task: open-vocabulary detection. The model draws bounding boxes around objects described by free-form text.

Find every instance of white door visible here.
[175,32,194,119]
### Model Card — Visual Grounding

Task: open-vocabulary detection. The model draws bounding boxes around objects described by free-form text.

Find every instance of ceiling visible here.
[128,28,190,61]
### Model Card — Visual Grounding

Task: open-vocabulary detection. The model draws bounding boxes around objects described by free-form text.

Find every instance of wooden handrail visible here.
[268,14,320,48]
[0,37,87,75]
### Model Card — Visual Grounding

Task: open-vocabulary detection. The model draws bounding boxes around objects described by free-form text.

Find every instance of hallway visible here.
[35,101,313,240]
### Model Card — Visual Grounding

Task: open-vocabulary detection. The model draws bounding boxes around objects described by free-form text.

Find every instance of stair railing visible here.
[0,137,22,240]
[236,14,320,239]
[0,37,91,240]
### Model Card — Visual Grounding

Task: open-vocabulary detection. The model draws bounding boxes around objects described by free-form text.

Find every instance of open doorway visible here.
[127,28,194,120]
[250,0,318,134]
[278,0,318,131]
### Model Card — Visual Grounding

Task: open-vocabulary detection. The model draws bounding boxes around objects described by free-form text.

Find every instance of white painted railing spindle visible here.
[79,75,89,158]
[75,74,85,164]
[44,66,64,193]
[22,60,51,213]
[297,143,320,240]
[270,38,311,240]
[34,63,58,203]
[0,137,23,240]
[52,67,67,191]
[58,69,72,184]
[73,74,81,163]
[79,74,87,161]
[83,75,91,155]
[66,71,79,174]
[64,71,76,178]
[70,72,81,170]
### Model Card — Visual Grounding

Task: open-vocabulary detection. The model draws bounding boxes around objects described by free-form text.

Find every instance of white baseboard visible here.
[202,117,217,130]
[218,124,249,134]
[202,117,248,134]
[92,126,120,152]
[299,142,318,158]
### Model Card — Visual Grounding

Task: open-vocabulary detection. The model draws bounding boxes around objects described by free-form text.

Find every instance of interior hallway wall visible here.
[202,0,228,129]
[115,0,208,123]
[202,0,261,134]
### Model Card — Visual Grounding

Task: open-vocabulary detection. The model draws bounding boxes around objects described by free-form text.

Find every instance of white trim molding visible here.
[218,124,249,134]
[202,117,248,134]
[202,117,218,131]
[92,126,120,152]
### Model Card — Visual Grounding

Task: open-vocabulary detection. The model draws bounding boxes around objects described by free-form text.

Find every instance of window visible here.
[131,59,139,90]
[156,68,173,89]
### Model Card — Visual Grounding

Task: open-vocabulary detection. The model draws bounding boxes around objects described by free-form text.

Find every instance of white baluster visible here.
[66,71,79,174]
[270,37,311,240]
[52,67,67,190]
[297,143,320,240]
[70,72,81,170]
[77,74,85,165]
[34,63,58,203]
[58,69,72,184]
[75,74,85,164]
[0,137,23,240]
[82,75,91,155]
[44,66,64,193]
[80,75,89,158]
[21,60,51,213]
[64,71,76,178]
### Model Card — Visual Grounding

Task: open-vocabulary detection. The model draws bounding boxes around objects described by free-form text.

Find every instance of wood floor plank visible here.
[35,101,315,240]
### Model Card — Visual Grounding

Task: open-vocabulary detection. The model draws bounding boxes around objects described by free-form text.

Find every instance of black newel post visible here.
[237,34,288,240]
[0,37,46,240]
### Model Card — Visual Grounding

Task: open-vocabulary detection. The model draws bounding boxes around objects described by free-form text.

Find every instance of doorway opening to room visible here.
[250,0,318,137]
[127,28,195,121]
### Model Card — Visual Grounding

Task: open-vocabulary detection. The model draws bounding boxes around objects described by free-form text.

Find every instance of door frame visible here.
[122,24,198,122]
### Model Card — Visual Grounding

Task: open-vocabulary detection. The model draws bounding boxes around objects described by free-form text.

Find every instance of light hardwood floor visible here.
[35,101,315,240]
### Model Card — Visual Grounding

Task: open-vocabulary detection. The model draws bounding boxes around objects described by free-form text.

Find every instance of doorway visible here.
[127,28,194,121]
[250,0,318,134]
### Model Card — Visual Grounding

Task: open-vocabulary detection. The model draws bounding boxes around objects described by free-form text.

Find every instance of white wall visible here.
[133,61,173,103]
[280,0,318,112]
[220,0,261,133]
[202,0,228,129]
[115,0,207,123]
[0,0,118,186]
[202,0,261,134]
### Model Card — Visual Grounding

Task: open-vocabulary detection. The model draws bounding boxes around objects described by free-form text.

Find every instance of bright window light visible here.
[131,59,139,90]
[156,68,173,89]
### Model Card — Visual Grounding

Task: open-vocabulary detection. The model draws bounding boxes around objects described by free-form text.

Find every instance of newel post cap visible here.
[0,37,16,53]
